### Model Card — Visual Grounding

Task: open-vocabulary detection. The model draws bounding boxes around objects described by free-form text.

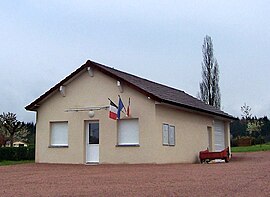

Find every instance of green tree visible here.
[0,112,29,147]
[260,116,270,139]
[25,122,36,145]
[199,35,221,109]
[230,118,246,138]
[247,120,264,146]
[0,133,5,147]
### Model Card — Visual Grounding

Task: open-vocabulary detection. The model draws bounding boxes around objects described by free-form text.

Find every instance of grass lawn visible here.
[232,143,270,152]
[0,160,34,166]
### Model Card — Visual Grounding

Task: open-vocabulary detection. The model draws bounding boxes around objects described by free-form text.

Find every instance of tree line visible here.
[230,104,270,145]
[0,112,35,147]
[231,117,270,140]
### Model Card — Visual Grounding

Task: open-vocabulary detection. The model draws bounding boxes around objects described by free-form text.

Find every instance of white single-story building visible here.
[26,60,235,164]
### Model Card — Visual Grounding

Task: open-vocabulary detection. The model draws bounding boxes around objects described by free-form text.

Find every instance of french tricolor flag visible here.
[127,97,130,117]
[109,100,118,120]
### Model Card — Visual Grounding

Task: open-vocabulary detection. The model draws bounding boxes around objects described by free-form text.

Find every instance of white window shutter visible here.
[169,125,175,146]
[51,122,68,146]
[118,119,139,145]
[162,124,169,145]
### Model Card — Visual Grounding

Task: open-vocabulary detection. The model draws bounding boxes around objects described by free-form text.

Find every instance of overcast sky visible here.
[1,1,270,122]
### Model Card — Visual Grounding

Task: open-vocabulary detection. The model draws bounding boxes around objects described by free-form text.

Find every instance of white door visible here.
[214,121,225,151]
[86,122,99,163]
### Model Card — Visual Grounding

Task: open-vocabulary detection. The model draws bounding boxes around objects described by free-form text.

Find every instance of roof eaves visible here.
[25,62,88,111]
[163,100,236,120]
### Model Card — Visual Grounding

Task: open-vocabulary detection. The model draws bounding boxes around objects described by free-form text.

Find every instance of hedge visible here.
[0,147,35,161]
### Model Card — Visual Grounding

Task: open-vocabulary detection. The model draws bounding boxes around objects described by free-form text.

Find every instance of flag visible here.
[109,99,118,120]
[127,97,130,117]
[117,96,126,119]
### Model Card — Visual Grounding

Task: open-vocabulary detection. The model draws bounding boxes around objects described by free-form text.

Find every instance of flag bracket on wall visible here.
[65,106,109,112]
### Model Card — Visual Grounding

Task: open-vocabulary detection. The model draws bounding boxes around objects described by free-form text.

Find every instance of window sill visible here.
[48,145,69,148]
[116,144,140,147]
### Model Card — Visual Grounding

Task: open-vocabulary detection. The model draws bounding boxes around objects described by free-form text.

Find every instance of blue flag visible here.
[117,96,125,119]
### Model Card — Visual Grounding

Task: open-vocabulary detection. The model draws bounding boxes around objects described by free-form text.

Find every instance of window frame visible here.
[162,123,175,146]
[49,121,69,148]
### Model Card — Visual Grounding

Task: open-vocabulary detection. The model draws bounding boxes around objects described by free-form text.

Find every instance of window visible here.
[168,125,175,145]
[50,122,68,147]
[89,122,99,144]
[163,124,175,146]
[162,124,169,145]
[117,119,139,146]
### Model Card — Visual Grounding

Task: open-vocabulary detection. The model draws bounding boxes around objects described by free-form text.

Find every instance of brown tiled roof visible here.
[25,60,235,120]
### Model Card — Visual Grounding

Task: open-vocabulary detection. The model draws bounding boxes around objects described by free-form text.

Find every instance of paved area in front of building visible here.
[1,151,270,196]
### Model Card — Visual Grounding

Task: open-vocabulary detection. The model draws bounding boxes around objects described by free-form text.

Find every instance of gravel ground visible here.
[1,151,270,197]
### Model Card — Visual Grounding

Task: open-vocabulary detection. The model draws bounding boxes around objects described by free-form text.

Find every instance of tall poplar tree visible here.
[199,35,221,109]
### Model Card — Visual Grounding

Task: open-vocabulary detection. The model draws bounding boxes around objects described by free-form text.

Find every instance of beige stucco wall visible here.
[36,68,157,164]
[35,68,231,164]
[154,105,213,163]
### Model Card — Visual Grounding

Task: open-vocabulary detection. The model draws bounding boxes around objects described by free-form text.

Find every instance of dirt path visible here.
[1,151,270,196]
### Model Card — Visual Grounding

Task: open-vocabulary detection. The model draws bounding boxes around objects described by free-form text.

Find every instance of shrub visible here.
[0,147,35,161]
[237,136,252,146]
[231,138,238,147]
[253,137,265,145]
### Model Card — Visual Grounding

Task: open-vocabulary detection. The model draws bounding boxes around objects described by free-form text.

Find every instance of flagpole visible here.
[118,95,127,112]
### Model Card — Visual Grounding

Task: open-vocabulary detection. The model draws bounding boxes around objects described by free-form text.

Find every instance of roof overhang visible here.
[155,101,236,121]
[25,63,89,111]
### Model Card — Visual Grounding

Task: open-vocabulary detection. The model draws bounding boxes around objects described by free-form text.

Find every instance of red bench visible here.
[199,147,230,163]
